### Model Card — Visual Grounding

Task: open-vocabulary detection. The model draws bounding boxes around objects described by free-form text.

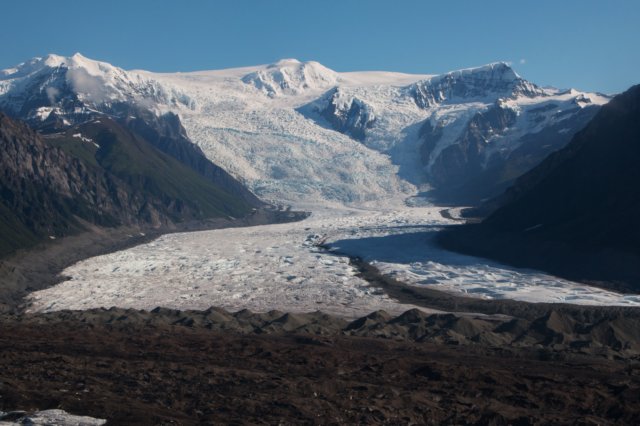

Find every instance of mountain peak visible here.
[243,59,338,96]
[409,62,541,108]
[0,53,195,120]
[42,53,68,67]
[1,53,117,82]
[440,61,521,83]
[40,53,98,69]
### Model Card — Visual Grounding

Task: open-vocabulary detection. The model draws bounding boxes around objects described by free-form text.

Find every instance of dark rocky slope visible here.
[18,305,640,359]
[439,84,640,290]
[0,113,256,257]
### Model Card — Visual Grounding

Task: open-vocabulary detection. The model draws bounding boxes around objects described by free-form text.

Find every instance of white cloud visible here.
[519,59,526,65]
[66,67,112,104]
[45,87,59,104]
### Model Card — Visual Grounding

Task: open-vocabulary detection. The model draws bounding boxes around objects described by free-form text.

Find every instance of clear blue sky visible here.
[2,0,638,93]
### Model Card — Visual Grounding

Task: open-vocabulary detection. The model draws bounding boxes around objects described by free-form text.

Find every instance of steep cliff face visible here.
[316,88,376,141]
[0,113,253,256]
[427,101,518,188]
[422,100,600,203]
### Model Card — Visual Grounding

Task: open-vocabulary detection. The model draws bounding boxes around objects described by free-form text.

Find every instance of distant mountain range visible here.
[0,54,610,205]
[438,85,640,290]
[2,53,628,271]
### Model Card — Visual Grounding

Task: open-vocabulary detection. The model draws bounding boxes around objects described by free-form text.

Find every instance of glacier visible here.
[3,54,635,316]
[26,205,640,317]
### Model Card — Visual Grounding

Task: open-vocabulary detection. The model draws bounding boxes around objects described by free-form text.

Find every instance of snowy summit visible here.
[241,58,340,96]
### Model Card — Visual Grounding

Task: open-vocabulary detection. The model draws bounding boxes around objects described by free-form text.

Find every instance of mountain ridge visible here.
[0,53,611,205]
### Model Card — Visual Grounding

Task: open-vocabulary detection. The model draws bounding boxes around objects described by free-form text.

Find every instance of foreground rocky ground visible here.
[1,307,639,425]
[2,208,640,424]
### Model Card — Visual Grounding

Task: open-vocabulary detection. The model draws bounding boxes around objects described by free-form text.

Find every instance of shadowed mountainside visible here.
[438,84,640,290]
[0,113,257,257]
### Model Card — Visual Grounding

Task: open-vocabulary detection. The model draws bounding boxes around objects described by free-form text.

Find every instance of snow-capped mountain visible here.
[0,53,192,123]
[0,54,611,206]
[241,58,339,97]
[303,62,609,203]
[409,62,545,108]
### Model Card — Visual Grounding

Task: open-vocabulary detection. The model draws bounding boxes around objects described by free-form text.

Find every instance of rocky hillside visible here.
[438,84,640,290]
[0,113,256,257]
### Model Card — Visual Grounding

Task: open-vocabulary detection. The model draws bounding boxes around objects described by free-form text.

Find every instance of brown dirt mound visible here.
[11,304,640,359]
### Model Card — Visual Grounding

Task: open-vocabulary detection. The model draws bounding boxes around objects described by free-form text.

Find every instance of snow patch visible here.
[0,409,106,425]
[72,132,99,147]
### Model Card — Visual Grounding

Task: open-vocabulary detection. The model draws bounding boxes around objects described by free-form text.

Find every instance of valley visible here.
[1,53,627,314]
[1,51,639,425]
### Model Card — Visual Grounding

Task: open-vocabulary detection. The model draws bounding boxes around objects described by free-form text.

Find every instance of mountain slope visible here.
[438,84,640,290]
[0,113,114,255]
[107,103,262,206]
[0,113,254,257]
